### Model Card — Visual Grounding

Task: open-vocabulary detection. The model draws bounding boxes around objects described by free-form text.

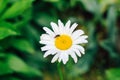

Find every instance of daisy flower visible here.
[39,20,88,64]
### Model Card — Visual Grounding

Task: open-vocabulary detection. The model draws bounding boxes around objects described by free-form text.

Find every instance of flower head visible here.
[39,20,88,64]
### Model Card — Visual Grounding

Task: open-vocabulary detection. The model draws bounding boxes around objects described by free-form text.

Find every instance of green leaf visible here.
[100,6,118,58]
[0,27,18,40]
[11,39,35,54]
[0,21,17,30]
[0,61,13,75]
[99,0,116,13]
[70,0,77,7]
[100,40,118,58]
[1,0,34,19]
[35,12,58,27]
[14,8,32,29]
[52,0,69,11]
[0,0,8,14]
[43,0,59,2]
[8,77,21,80]
[79,0,98,13]
[106,6,117,43]
[7,54,42,76]
[22,25,41,42]
[0,21,19,40]
[106,68,120,80]
[0,77,21,80]
[0,52,6,58]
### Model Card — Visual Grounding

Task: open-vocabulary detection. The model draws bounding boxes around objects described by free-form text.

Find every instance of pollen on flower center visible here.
[55,35,72,50]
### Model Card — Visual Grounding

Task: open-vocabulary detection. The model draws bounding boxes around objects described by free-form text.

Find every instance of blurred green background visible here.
[0,0,120,80]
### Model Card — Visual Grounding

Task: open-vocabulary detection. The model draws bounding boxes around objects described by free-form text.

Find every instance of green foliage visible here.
[11,39,35,54]
[0,0,42,79]
[106,68,120,80]
[0,61,13,75]
[7,54,42,76]
[0,0,8,14]
[0,26,18,40]
[36,12,58,27]
[100,6,118,58]
[79,0,99,13]
[0,21,19,40]
[1,0,33,19]
[0,0,120,80]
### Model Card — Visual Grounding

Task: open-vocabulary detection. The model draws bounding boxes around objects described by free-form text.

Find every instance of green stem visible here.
[57,63,63,80]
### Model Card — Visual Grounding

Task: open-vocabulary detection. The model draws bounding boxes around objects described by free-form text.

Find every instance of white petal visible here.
[58,52,69,64]
[43,49,57,58]
[73,35,88,44]
[50,22,59,34]
[41,45,55,51]
[43,27,55,37]
[62,53,69,64]
[72,45,85,54]
[73,39,88,44]
[72,48,81,57]
[69,52,78,63]
[58,20,65,33]
[40,34,53,41]
[69,23,78,34]
[58,20,64,28]
[72,30,84,40]
[39,40,53,45]
[80,35,88,39]
[58,53,62,63]
[51,53,60,63]
[65,20,71,34]
[65,20,71,29]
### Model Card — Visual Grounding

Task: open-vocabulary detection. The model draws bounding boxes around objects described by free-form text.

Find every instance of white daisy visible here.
[39,20,88,64]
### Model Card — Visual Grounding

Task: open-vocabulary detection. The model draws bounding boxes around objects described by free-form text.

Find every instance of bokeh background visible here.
[0,0,120,80]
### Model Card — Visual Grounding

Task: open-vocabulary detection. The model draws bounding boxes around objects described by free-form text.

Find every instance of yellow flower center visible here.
[55,35,72,50]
